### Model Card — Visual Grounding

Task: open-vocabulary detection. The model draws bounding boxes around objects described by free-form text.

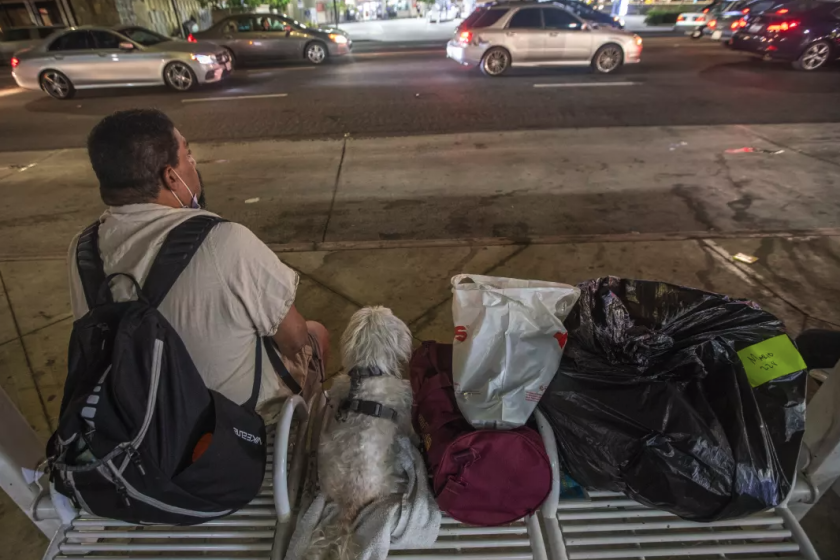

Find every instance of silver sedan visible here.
[446,1,642,76]
[11,26,231,100]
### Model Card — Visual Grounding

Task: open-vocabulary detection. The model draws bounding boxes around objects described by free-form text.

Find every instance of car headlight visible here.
[613,15,619,21]
[190,54,216,64]
[329,33,348,44]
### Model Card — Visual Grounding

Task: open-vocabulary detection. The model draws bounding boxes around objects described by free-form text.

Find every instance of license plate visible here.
[712,30,723,40]
[225,62,232,71]
[749,23,763,33]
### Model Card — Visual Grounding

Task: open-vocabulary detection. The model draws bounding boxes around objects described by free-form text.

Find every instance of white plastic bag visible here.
[451,274,580,429]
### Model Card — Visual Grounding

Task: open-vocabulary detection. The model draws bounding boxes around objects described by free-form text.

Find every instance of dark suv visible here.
[729,0,840,70]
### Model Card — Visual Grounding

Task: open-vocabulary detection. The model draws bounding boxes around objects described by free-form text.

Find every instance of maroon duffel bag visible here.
[410,341,552,526]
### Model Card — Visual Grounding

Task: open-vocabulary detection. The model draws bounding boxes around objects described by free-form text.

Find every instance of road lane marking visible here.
[352,49,444,57]
[182,93,288,103]
[533,81,638,88]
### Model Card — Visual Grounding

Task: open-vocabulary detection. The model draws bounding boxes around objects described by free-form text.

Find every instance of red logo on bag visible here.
[455,326,468,342]
[554,332,568,349]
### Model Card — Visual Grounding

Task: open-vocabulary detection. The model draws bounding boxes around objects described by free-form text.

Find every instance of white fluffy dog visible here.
[311,306,414,560]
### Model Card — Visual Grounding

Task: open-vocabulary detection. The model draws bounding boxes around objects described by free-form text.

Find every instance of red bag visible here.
[410,341,552,526]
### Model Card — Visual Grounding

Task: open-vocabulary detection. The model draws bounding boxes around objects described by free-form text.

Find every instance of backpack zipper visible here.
[131,338,164,449]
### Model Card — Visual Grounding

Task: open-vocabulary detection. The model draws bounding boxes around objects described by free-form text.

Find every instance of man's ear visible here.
[161,165,179,192]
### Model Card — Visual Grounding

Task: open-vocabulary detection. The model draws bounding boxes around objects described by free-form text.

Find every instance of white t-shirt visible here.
[67,204,299,409]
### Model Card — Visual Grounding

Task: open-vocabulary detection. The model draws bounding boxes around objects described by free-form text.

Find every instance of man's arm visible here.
[273,304,308,358]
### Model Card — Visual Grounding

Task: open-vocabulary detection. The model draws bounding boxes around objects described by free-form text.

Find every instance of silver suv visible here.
[446,1,642,76]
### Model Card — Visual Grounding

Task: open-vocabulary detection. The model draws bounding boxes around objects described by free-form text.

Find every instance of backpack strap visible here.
[243,337,263,411]
[143,215,224,308]
[264,337,303,395]
[76,222,111,309]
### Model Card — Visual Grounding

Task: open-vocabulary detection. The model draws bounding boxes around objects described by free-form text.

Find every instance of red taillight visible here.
[708,19,717,29]
[677,15,685,21]
[776,8,789,14]
[457,30,473,46]
[10,57,19,69]
[732,17,747,30]
[766,20,799,32]
[696,16,706,22]
[702,7,709,13]
[187,33,197,43]
[742,8,749,14]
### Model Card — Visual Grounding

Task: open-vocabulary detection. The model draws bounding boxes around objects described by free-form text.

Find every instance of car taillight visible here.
[702,7,709,13]
[742,8,749,14]
[677,15,684,21]
[732,17,747,30]
[766,20,799,32]
[10,57,19,69]
[457,30,473,46]
[187,33,197,43]
[776,8,788,14]
[708,19,717,29]
[696,16,705,22]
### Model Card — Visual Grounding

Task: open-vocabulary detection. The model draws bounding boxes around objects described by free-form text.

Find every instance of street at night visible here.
[2,5,840,560]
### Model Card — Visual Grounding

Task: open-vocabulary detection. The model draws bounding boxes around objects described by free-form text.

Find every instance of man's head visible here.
[87,109,201,208]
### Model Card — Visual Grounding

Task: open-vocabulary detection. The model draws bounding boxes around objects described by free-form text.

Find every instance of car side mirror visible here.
[118,41,135,51]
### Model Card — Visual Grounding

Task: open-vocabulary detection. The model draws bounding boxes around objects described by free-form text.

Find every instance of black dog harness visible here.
[336,366,399,422]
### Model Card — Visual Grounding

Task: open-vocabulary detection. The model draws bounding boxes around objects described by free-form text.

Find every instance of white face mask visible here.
[170,170,200,209]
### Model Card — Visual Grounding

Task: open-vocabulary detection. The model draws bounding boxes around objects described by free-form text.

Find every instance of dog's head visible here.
[341,306,412,376]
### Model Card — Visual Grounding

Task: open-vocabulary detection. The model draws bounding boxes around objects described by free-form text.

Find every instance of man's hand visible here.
[273,305,308,358]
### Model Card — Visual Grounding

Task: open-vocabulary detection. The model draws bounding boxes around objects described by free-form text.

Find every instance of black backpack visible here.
[47,215,296,525]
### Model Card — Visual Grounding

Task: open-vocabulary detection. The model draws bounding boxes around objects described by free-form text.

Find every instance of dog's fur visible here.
[309,306,414,560]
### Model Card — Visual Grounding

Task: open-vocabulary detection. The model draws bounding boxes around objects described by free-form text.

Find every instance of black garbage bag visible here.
[538,277,807,521]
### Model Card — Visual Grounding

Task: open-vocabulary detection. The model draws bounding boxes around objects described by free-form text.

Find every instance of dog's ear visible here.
[341,306,413,374]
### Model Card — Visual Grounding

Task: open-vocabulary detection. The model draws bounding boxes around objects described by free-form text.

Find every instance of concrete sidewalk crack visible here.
[286,263,365,310]
[321,137,348,243]
[0,270,53,433]
[699,239,840,330]
[408,244,530,338]
[737,125,840,170]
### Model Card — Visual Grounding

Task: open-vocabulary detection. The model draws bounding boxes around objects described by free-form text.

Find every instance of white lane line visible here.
[182,93,288,103]
[533,81,638,88]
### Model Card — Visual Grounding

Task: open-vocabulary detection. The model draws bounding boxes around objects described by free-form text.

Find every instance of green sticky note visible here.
[737,334,807,388]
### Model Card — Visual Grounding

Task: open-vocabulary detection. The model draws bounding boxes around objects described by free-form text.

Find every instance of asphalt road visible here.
[0,36,839,151]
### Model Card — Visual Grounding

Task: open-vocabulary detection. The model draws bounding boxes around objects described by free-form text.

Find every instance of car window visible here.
[543,8,582,29]
[258,16,289,31]
[36,27,61,39]
[90,30,125,49]
[467,8,508,27]
[237,17,255,32]
[120,27,168,46]
[49,31,93,51]
[0,29,32,42]
[508,8,543,28]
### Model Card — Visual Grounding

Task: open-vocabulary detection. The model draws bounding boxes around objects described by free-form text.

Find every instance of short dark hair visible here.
[87,109,180,206]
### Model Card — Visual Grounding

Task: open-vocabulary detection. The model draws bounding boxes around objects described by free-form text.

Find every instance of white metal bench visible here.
[3,359,837,560]
[533,408,825,560]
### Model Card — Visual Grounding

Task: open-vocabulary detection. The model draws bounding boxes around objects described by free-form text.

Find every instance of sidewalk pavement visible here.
[2,124,840,558]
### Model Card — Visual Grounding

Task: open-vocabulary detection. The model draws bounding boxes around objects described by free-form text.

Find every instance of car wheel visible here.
[592,43,623,74]
[305,41,328,64]
[40,70,74,100]
[164,61,197,92]
[481,47,511,77]
[793,40,831,71]
[223,47,236,70]
[691,27,703,39]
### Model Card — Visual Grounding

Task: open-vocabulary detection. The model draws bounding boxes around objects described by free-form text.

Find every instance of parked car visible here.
[447,1,642,76]
[707,0,778,41]
[547,0,624,29]
[675,0,724,38]
[729,0,840,70]
[10,26,231,99]
[193,14,351,66]
[0,26,63,64]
